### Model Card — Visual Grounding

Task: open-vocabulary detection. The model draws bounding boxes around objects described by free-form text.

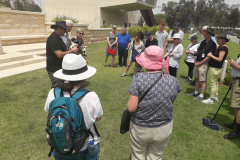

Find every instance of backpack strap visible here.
[132,40,135,50]
[54,87,63,98]
[71,87,90,100]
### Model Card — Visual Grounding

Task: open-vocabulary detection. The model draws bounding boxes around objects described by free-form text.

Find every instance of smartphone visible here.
[228,57,232,60]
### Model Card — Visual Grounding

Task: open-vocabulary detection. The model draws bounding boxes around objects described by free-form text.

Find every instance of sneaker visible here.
[121,73,126,77]
[123,66,126,68]
[183,77,188,80]
[213,96,218,102]
[187,93,198,97]
[202,98,214,104]
[188,82,195,86]
[193,96,204,100]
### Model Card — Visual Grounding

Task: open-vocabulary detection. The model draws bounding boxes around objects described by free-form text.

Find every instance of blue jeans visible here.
[52,143,100,160]
[118,49,128,67]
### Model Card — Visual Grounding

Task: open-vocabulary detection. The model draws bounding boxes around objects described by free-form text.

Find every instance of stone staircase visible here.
[0,43,46,79]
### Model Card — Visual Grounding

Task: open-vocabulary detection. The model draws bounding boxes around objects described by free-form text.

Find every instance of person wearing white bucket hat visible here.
[165,33,183,77]
[44,54,103,160]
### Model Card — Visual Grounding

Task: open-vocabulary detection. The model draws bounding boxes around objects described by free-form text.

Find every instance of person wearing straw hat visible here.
[44,54,103,159]
[188,27,217,101]
[201,34,229,104]
[127,46,182,160]
[165,33,183,77]
[46,21,79,88]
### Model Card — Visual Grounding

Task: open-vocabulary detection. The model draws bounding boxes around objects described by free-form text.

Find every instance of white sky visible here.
[153,0,240,14]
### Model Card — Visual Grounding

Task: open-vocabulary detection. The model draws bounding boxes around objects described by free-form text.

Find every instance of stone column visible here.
[0,36,3,55]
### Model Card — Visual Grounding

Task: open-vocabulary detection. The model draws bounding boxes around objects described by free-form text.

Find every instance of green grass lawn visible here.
[1,34,240,160]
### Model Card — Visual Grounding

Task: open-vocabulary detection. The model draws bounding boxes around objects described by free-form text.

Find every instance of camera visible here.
[70,38,86,58]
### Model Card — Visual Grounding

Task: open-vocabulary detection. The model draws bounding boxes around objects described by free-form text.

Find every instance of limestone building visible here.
[43,0,157,28]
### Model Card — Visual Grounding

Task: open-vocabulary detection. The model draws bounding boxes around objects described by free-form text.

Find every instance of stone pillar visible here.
[0,36,3,55]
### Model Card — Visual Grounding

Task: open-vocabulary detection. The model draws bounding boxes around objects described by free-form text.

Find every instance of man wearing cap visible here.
[164,22,184,52]
[61,20,73,50]
[187,27,216,100]
[155,22,168,49]
[145,31,158,48]
[46,21,79,88]
[118,27,131,68]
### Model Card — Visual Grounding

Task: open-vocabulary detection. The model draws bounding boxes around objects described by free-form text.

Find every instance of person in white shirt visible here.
[165,34,183,77]
[61,20,73,50]
[155,22,168,49]
[121,32,145,77]
[44,54,103,159]
[184,35,198,82]
[164,22,184,52]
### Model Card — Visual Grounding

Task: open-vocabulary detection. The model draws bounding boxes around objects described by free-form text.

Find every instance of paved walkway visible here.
[0,43,46,79]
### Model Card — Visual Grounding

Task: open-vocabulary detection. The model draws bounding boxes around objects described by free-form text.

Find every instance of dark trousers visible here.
[47,71,60,88]
[184,60,194,79]
[169,66,177,77]
[118,49,128,67]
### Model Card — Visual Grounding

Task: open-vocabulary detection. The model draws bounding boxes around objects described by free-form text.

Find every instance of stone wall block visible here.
[22,24,31,29]
[0,24,11,29]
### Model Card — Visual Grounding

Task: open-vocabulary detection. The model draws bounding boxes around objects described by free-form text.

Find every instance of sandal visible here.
[103,64,106,67]
[111,65,113,68]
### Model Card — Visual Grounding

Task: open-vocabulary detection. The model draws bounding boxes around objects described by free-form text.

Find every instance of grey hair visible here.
[76,28,84,33]
[122,27,126,30]
[65,20,73,25]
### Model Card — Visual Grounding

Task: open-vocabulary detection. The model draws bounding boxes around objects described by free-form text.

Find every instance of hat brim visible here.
[51,24,57,29]
[173,26,180,29]
[136,52,166,70]
[53,66,96,81]
[144,36,150,39]
[217,36,229,42]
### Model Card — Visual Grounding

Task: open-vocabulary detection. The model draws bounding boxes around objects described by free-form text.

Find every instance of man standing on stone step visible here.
[46,21,79,88]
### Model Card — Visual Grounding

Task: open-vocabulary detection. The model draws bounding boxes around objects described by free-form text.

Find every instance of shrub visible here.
[128,26,172,37]
[51,15,79,23]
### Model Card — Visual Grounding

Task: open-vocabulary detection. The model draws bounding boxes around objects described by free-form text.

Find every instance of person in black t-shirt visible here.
[188,27,216,100]
[201,34,229,104]
[46,21,79,88]
[144,31,158,48]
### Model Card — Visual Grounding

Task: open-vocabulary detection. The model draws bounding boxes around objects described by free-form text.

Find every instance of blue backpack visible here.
[45,87,93,157]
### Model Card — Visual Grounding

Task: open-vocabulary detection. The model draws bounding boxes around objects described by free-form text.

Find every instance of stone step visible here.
[0,53,33,64]
[0,55,45,70]
[0,61,46,79]
[1,35,48,46]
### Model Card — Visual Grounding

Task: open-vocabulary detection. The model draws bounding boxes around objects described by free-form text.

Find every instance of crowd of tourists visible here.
[44,20,240,160]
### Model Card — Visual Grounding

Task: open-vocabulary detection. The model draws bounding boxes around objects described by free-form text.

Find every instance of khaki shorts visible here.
[193,62,209,82]
[230,79,240,108]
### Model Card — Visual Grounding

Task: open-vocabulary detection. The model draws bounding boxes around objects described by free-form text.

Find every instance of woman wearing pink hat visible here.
[127,46,182,160]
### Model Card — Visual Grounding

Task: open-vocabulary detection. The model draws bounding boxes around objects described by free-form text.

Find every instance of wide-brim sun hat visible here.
[172,33,182,39]
[51,21,67,30]
[216,34,229,42]
[203,27,215,36]
[53,54,96,81]
[136,46,167,70]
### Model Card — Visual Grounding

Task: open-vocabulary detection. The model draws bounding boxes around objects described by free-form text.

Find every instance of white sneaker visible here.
[202,98,213,104]
[121,73,126,77]
[213,96,218,102]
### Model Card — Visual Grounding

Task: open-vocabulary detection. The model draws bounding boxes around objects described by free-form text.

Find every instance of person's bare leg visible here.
[134,63,139,75]
[235,108,240,124]
[104,55,109,65]
[111,55,115,66]
[195,78,200,91]
[125,61,132,74]
[201,81,207,94]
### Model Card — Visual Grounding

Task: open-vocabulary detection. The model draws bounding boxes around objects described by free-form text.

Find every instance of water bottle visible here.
[88,140,97,155]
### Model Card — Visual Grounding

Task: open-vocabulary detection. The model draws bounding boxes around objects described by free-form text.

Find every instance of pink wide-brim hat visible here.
[136,46,168,70]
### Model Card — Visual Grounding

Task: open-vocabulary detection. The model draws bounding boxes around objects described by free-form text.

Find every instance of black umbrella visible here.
[203,85,232,131]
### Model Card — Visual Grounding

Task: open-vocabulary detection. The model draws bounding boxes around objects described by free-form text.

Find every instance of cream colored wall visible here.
[0,36,3,54]
[0,9,46,36]
[44,0,144,28]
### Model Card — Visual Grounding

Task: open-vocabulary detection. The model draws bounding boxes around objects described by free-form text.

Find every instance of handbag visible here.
[120,73,163,134]
[131,40,140,62]
[107,47,116,55]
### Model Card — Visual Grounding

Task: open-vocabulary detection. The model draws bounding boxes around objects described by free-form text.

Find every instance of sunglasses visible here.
[78,33,84,35]
[135,38,139,40]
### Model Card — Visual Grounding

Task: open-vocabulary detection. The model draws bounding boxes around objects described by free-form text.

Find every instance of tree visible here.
[162,1,178,27]
[154,13,166,25]
[228,7,240,28]
[14,0,24,11]
[137,16,144,27]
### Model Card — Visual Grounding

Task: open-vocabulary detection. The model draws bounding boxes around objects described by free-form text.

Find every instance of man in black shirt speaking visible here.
[188,27,216,100]
[46,21,79,88]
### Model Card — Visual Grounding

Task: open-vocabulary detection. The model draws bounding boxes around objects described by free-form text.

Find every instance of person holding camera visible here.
[223,55,240,139]
[201,34,229,104]
[46,21,79,88]
[103,25,118,68]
